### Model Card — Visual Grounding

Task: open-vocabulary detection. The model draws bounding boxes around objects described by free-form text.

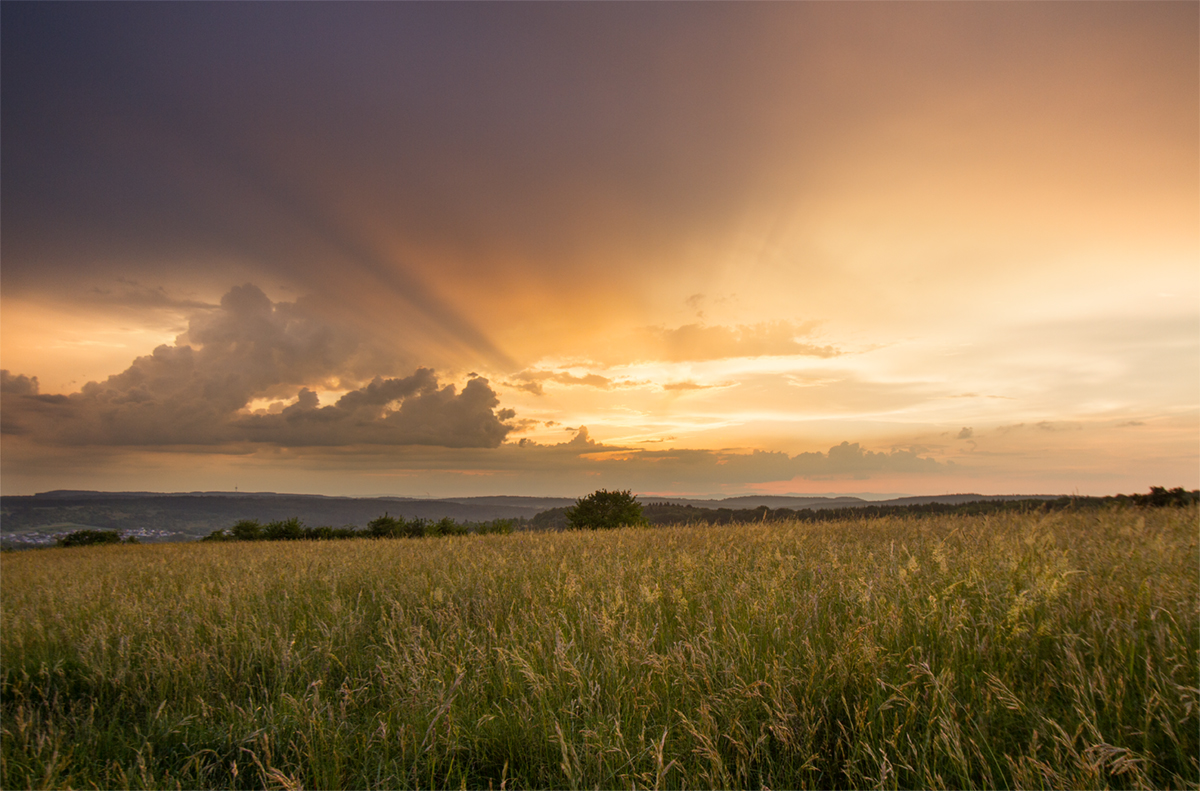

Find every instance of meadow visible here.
[2,507,1197,789]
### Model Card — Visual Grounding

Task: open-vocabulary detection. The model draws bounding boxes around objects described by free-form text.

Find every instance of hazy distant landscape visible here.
[0,491,572,548]
[0,490,1060,548]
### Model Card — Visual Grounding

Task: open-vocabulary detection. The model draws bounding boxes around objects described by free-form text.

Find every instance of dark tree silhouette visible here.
[566,489,648,530]
[58,529,123,547]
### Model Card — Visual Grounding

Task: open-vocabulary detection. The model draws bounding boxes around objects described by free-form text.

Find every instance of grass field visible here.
[2,507,1197,789]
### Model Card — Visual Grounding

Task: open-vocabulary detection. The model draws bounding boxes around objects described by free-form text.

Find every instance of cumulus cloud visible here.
[1,284,516,448]
[634,321,838,362]
[807,441,943,475]
[235,373,514,447]
[1,370,72,436]
[560,426,604,451]
[956,427,974,439]
[1,371,39,395]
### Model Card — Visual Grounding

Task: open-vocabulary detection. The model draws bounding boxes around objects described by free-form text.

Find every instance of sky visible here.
[2,2,1197,498]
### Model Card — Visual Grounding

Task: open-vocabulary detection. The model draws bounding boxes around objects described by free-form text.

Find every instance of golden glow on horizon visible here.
[0,299,182,393]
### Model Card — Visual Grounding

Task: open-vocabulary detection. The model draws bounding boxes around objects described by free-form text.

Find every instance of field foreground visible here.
[2,508,1197,789]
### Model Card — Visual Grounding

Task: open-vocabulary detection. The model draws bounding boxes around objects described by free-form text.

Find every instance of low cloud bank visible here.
[506,429,945,486]
[1,284,515,448]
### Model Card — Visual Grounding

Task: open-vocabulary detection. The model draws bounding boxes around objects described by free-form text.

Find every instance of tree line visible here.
[200,513,518,542]
[45,486,1198,547]
[532,487,1200,529]
[200,489,647,541]
[56,529,140,548]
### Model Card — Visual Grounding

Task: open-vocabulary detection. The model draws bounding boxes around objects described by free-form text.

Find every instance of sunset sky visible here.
[2,2,1197,498]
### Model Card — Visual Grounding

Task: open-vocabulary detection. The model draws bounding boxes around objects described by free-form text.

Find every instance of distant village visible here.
[3,527,186,548]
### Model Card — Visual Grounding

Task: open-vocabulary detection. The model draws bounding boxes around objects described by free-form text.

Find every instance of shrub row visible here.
[56,530,139,548]
[200,513,517,543]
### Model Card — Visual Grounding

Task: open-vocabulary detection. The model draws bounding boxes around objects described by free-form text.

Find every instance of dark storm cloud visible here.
[0,371,45,436]
[0,371,39,396]
[0,285,515,447]
[235,374,514,448]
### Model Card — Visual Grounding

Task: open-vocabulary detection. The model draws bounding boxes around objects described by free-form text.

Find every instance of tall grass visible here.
[2,507,1197,789]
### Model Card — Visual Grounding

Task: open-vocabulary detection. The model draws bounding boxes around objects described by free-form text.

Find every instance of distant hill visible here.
[638,493,1058,510]
[531,490,1195,530]
[0,491,573,547]
[531,493,1062,529]
[9,489,1180,549]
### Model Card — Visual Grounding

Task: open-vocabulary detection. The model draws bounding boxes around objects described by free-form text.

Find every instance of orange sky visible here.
[2,3,1196,497]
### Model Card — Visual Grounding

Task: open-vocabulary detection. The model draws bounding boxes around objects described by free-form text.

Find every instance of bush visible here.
[57,530,123,548]
[263,517,304,541]
[305,525,358,540]
[368,513,402,538]
[368,513,428,539]
[1132,486,1199,507]
[477,518,516,535]
[566,489,648,530]
[204,512,504,543]
[431,516,468,537]
[230,519,263,541]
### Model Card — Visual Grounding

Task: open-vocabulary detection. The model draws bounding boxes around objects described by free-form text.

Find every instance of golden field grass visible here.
[2,507,1197,789]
